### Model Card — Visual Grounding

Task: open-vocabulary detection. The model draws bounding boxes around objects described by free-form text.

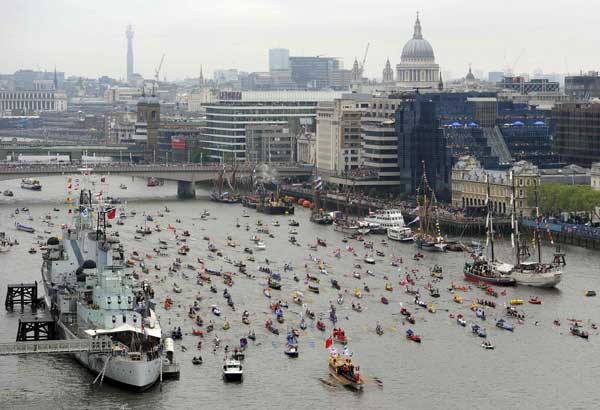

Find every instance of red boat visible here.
[317,320,326,331]
[333,328,347,344]
[406,329,421,343]
[381,296,389,305]
[400,307,411,316]
[529,297,542,305]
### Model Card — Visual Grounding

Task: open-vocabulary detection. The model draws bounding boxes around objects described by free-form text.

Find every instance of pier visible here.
[5,282,38,310]
[16,315,56,341]
[0,337,113,356]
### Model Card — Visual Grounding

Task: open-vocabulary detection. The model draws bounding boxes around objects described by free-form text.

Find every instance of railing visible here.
[521,218,600,240]
[0,337,113,356]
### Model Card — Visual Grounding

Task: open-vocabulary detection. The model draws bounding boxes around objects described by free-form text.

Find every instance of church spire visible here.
[413,11,423,39]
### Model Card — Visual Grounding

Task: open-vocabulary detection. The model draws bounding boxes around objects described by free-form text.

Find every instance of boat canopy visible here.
[84,323,161,338]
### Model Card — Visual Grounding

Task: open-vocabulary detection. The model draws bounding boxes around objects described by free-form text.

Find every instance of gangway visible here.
[0,337,113,356]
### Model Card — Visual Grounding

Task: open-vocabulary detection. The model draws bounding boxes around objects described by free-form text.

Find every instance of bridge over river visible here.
[0,163,313,198]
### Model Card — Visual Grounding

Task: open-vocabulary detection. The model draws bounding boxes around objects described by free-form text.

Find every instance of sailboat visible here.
[413,162,447,252]
[507,176,563,287]
[310,176,333,225]
[211,164,241,203]
[463,174,516,286]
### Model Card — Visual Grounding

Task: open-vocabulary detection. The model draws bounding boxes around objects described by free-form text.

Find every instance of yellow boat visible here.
[428,303,436,313]
[454,295,463,304]
[470,301,478,311]
[385,283,393,291]
[354,288,362,299]
[328,353,364,390]
[223,320,230,330]
[510,299,524,305]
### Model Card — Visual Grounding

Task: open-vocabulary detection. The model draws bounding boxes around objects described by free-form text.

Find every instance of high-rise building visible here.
[245,124,294,163]
[126,25,134,83]
[200,90,340,161]
[553,102,600,167]
[396,14,440,89]
[269,48,290,71]
[289,56,340,89]
[565,72,600,99]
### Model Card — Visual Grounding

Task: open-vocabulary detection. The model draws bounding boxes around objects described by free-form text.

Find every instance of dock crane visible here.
[360,42,370,77]
[154,53,165,84]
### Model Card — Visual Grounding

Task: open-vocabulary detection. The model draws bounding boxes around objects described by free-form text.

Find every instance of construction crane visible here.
[154,53,165,84]
[360,42,370,76]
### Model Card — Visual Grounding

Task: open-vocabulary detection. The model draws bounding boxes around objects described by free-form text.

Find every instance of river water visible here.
[0,175,599,410]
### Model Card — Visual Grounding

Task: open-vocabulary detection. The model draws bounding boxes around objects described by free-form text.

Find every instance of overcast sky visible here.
[1,0,597,81]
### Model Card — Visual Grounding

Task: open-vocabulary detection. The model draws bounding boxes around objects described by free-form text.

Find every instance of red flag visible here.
[325,337,333,349]
[106,208,117,219]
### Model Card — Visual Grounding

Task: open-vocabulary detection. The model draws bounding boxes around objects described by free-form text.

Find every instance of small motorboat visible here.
[510,299,524,305]
[354,288,362,299]
[173,284,182,293]
[385,282,393,292]
[528,297,542,305]
[263,288,272,298]
[453,295,463,304]
[406,329,421,343]
[381,296,389,305]
[375,324,384,336]
[3,190,14,197]
[481,341,494,350]
[211,305,222,316]
[331,279,340,290]
[496,319,514,332]
[316,320,326,331]
[364,255,375,264]
[570,323,589,339]
[585,290,597,297]
[456,314,466,327]
[308,283,320,294]
[192,356,203,365]
[284,344,299,358]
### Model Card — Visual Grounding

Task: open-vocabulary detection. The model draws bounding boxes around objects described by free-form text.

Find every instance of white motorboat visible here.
[387,226,414,242]
[255,241,266,250]
[223,358,243,382]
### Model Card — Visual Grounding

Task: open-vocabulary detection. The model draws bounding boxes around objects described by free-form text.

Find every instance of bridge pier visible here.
[177,180,196,199]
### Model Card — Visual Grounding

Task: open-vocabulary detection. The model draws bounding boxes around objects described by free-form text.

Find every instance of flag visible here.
[81,208,89,218]
[325,337,333,349]
[106,208,117,220]
[314,176,323,191]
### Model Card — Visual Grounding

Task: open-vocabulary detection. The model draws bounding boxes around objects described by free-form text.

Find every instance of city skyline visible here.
[1,0,597,81]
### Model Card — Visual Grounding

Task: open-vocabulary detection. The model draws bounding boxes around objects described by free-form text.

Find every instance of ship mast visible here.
[510,170,521,266]
[534,179,542,264]
[485,173,495,262]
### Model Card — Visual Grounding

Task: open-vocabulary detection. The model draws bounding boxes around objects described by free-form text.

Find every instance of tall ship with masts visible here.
[414,163,447,252]
[506,172,563,287]
[463,174,516,286]
[41,169,165,390]
[211,164,241,203]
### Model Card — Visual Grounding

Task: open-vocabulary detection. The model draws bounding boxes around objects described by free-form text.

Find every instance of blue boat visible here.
[15,223,34,233]
[496,319,514,332]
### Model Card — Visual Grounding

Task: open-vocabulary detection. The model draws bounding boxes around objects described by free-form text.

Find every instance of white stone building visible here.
[396,14,440,89]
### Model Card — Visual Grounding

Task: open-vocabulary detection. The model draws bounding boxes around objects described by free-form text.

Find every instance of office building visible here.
[452,155,540,216]
[269,48,290,71]
[396,14,440,89]
[553,102,600,167]
[0,90,67,114]
[289,56,340,89]
[104,87,143,104]
[488,71,504,84]
[200,90,340,161]
[565,72,600,99]
[496,77,559,94]
[467,97,498,127]
[296,132,316,164]
[245,124,294,163]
